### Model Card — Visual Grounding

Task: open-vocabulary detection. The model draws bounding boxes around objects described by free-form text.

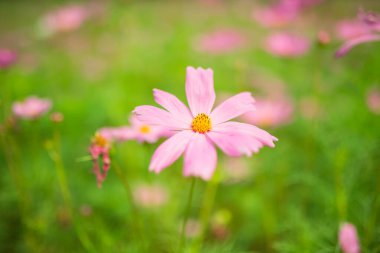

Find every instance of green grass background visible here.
[1,0,380,252]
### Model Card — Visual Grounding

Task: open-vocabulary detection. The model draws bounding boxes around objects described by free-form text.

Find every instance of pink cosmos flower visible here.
[336,10,380,57]
[195,29,247,54]
[265,33,310,57]
[134,67,277,180]
[253,0,322,27]
[98,126,131,143]
[242,97,293,127]
[339,223,361,253]
[12,96,52,119]
[366,87,380,114]
[127,115,171,143]
[98,115,170,143]
[40,5,87,36]
[89,133,111,188]
[335,20,371,41]
[133,184,168,208]
[0,48,17,69]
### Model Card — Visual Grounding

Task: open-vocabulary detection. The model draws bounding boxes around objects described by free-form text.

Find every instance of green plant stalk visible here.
[178,177,197,253]
[191,173,220,253]
[363,171,380,248]
[0,133,29,215]
[46,131,95,252]
[334,149,347,222]
[113,161,146,249]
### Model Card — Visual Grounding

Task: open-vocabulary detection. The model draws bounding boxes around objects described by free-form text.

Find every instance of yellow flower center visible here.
[191,113,212,133]
[140,125,151,134]
[94,133,108,147]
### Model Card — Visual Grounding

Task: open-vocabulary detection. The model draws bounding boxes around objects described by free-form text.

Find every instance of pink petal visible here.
[210,92,255,125]
[339,223,360,253]
[207,131,263,157]
[149,130,194,173]
[153,89,193,124]
[185,67,215,116]
[336,33,380,58]
[212,121,278,148]
[133,105,189,130]
[183,133,217,180]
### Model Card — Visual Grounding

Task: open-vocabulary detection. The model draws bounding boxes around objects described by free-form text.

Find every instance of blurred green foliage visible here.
[1,0,380,252]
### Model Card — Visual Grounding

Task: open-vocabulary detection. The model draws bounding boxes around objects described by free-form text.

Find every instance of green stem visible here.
[46,131,94,252]
[191,175,220,253]
[113,161,146,249]
[334,149,347,221]
[178,177,197,253]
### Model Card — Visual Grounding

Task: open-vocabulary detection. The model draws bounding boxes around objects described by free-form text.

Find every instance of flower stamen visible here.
[191,113,212,133]
[140,125,151,134]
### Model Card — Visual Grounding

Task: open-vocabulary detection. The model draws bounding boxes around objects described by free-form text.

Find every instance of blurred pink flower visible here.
[12,96,52,119]
[336,10,380,57]
[134,67,277,180]
[242,97,293,127]
[265,33,310,57]
[0,48,17,69]
[127,114,172,143]
[50,112,64,123]
[339,223,360,253]
[89,133,111,188]
[253,6,298,28]
[41,5,87,35]
[366,88,380,114]
[196,29,247,54]
[98,126,131,142]
[317,30,331,45]
[358,9,380,32]
[336,20,371,40]
[335,33,380,58]
[98,115,171,143]
[133,184,168,208]
[253,0,322,27]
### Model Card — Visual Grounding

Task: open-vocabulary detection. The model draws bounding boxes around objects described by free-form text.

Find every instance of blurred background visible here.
[1,0,380,252]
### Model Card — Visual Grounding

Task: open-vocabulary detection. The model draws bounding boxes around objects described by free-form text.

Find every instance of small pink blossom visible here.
[358,9,380,32]
[0,49,17,69]
[50,112,64,123]
[12,96,52,119]
[242,97,293,127]
[98,115,170,143]
[265,33,310,57]
[40,5,87,36]
[253,6,298,28]
[336,20,371,40]
[366,87,380,114]
[127,114,171,143]
[134,67,277,180]
[253,0,322,27]
[133,184,168,208]
[336,10,380,57]
[339,223,360,253]
[98,126,131,142]
[89,133,111,188]
[335,33,380,58]
[317,30,331,45]
[195,29,247,54]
